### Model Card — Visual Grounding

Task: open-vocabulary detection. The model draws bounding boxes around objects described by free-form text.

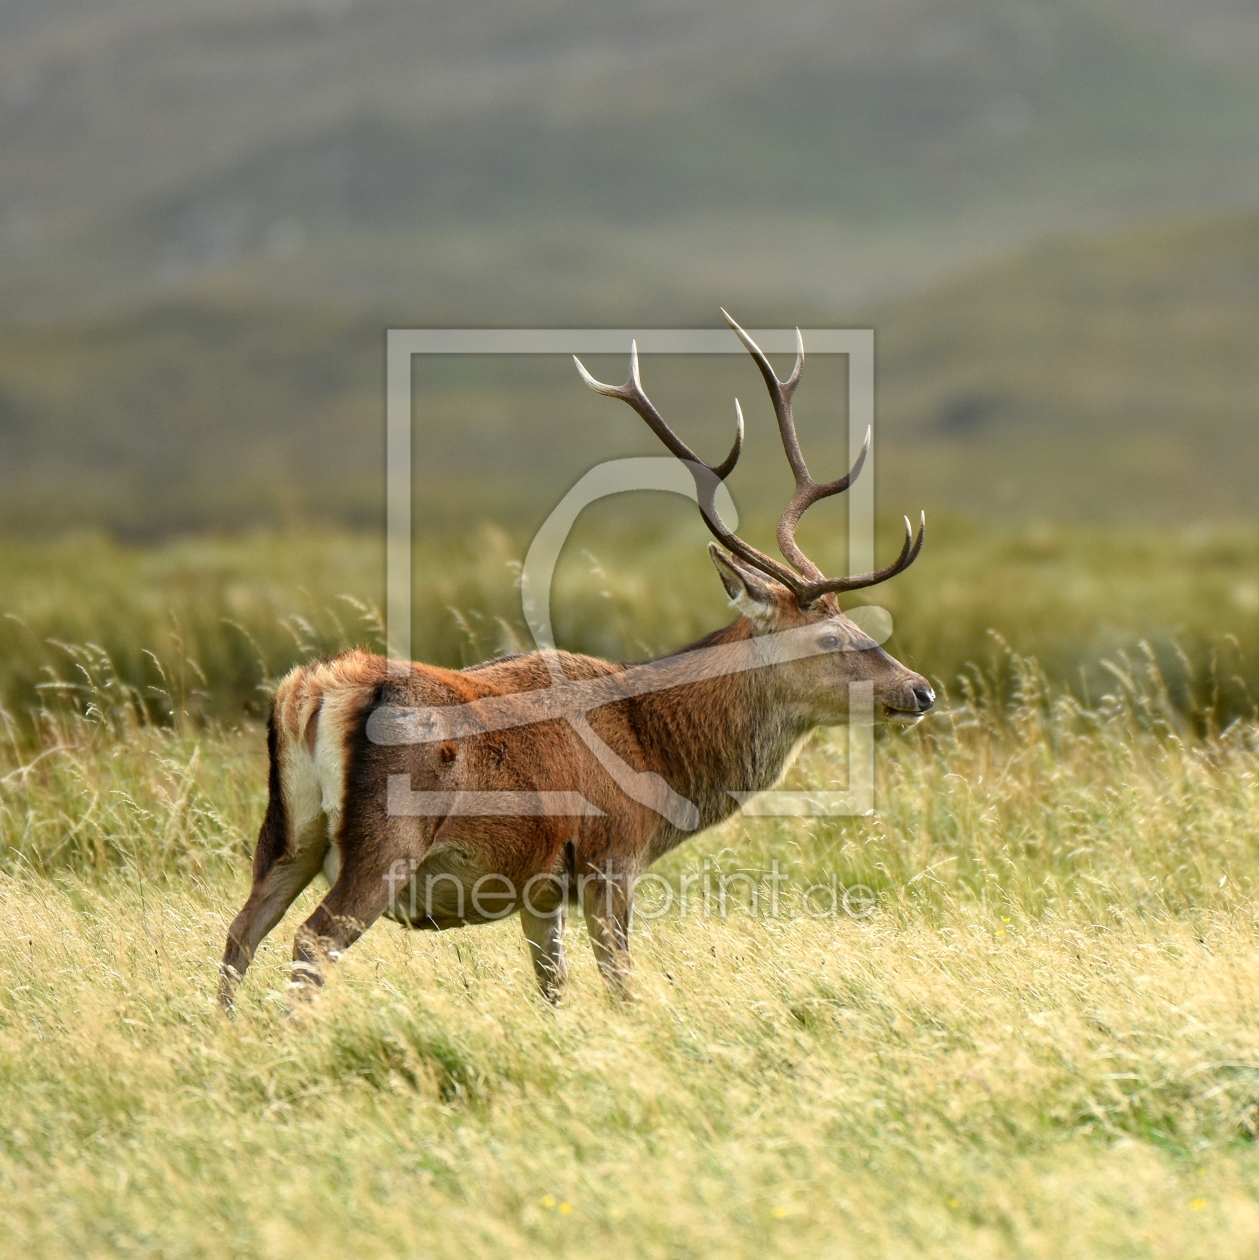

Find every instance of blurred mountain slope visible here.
[877,209,1259,522]
[4,0,1259,320]
[0,206,1255,534]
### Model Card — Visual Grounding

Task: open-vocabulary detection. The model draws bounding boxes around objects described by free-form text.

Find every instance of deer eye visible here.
[820,634,840,651]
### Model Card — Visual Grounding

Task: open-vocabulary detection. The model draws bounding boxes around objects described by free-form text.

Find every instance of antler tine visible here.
[720,309,804,393]
[573,342,696,467]
[721,309,809,484]
[574,343,808,596]
[714,399,744,480]
[725,309,868,580]
[798,512,926,600]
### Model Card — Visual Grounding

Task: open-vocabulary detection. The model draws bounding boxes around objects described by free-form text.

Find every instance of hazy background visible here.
[1,0,1257,539]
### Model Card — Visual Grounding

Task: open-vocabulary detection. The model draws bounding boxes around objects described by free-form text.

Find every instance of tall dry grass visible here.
[3,526,1259,1256]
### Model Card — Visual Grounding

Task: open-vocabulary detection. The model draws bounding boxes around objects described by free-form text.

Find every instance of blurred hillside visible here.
[1,0,1258,537]
[4,0,1259,322]
[876,208,1259,522]
[0,207,1255,535]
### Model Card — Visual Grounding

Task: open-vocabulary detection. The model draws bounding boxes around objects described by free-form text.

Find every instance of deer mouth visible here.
[882,686,935,721]
[882,705,929,722]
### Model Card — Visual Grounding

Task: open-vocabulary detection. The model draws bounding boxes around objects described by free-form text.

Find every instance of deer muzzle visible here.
[884,674,935,719]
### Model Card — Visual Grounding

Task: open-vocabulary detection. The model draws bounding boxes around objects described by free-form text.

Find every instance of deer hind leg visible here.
[289,896,378,1006]
[288,810,402,1005]
[219,762,328,1011]
[220,699,331,1011]
[581,870,635,1001]
[521,900,568,1005]
[218,842,327,1009]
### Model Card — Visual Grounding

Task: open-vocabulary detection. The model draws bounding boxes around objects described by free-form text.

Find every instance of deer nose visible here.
[912,682,935,712]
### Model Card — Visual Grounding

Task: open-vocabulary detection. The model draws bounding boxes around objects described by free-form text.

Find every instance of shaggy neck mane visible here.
[627,616,813,840]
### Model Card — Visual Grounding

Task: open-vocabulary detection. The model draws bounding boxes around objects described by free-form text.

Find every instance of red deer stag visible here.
[218,312,932,1008]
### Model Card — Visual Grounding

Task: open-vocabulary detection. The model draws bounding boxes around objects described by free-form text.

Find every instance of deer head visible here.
[574,311,934,723]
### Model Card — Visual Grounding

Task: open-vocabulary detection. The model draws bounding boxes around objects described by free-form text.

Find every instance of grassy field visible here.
[3,525,1259,1256]
[2,517,1258,730]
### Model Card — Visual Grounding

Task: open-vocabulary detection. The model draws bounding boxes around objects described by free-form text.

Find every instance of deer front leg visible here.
[520,901,568,1004]
[581,870,635,1000]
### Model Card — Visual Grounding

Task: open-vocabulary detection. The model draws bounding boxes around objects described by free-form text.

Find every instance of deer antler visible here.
[572,341,799,590]
[720,310,924,600]
[574,313,924,605]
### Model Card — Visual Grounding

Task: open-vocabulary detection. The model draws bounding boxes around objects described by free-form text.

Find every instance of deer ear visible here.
[708,543,781,622]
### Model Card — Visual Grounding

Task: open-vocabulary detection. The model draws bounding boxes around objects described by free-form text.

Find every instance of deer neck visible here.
[632,618,815,837]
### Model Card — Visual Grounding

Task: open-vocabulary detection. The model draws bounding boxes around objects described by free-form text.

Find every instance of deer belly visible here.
[383,844,519,929]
